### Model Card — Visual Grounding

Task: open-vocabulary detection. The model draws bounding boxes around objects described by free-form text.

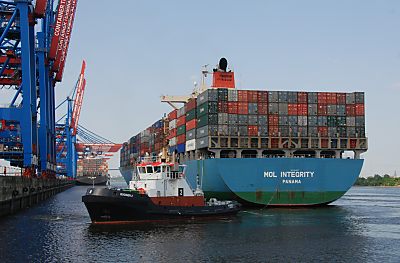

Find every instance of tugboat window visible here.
[154,166,161,173]
[139,167,146,174]
[146,166,153,173]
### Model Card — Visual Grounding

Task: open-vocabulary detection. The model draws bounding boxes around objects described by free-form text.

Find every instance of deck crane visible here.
[0,0,79,178]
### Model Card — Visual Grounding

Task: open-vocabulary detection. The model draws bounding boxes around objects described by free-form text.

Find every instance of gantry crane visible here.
[0,0,79,178]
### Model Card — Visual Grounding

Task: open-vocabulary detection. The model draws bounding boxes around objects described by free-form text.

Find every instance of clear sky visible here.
[51,1,400,177]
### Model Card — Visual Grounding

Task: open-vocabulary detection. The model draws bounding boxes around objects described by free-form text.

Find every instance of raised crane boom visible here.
[70,60,86,136]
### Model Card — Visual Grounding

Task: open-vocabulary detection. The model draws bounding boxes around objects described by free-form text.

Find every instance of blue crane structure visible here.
[0,0,78,178]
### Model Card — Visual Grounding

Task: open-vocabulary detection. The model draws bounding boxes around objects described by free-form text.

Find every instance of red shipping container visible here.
[257,91,268,103]
[321,139,329,148]
[355,104,365,116]
[298,104,308,115]
[336,93,346,104]
[257,103,268,115]
[248,91,258,102]
[168,109,177,120]
[317,92,327,104]
[288,104,298,115]
[238,90,248,102]
[350,139,357,148]
[268,115,279,126]
[346,105,355,116]
[297,92,308,103]
[318,126,328,137]
[269,126,279,136]
[176,115,186,127]
[317,104,327,115]
[271,138,279,147]
[327,92,337,104]
[186,119,196,131]
[228,102,238,114]
[177,134,186,144]
[238,102,248,114]
[218,101,228,113]
[248,125,258,136]
[186,98,197,111]
[168,128,177,139]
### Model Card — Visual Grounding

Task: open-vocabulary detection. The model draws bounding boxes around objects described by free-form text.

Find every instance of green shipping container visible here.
[197,114,218,128]
[197,102,218,117]
[327,116,337,127]
[336,116,346,127]
[186,108,196,121]
[177,125,186,135]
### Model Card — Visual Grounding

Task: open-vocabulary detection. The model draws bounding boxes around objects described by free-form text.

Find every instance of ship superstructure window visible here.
[154,166,161,173]
[146,166,153,174]
[138,167,146,174]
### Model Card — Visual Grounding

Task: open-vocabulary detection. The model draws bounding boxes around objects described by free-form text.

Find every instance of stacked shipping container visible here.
[120,89,366,167]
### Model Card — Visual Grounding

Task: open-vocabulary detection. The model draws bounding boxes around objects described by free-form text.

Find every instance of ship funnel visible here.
[218,57,228,72]
[212,58,235,89]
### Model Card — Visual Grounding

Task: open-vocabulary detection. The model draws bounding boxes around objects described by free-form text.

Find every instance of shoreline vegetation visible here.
[355,175,400,187]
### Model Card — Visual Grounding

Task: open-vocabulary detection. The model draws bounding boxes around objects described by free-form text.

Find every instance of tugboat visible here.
[82,157,241,224]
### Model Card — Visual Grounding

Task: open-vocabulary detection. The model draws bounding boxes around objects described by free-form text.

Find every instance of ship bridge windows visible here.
[293,150,315,158]
[242,150,257,158]
[138,167,146,174]
[262,150,285,158]
[220,150,236,158]
[146,166,153,173]
[320,150,336,158]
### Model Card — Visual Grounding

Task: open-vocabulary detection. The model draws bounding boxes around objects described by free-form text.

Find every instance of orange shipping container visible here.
[177,134,186,144]
[248,125,258,136]
[355,104,365,116]
[168,110,177,120]
[288,104,298,115]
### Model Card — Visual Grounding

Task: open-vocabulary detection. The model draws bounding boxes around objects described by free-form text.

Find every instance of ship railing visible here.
[166,171,183,179]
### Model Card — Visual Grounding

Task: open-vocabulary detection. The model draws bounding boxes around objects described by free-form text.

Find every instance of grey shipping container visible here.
[268,91,279,103]
[308,116,318,126]
[268,103,279,114]
[238,125,248,136]
[287,92,298,103]
[218,113,228,125]
[327,105,337,115]
[186,130,196,140]
[196,125,218,138]
[278,91,288,103]
[298,126,308,137]
[356,127,365,137]
[196,136,209,149]
[298,116,308,126]
[346,117,355,126]
[238,115,248,125]
[346,93,355,104]
[328,127,337,137]
[177,106,186,118]
[308,126,318,137]
[228,89,238,101]
[259,126,268,136]
[278,103,288,115]
[218,89,228,101]
[308,104,318,115]
[308,92,318,103]
[228,114,238,125]
[228,125,238,136]
[355,116,365,127]
[318,116,327,126]
[197,89,218,106]
[248,103,258,114]
[355,92,365,104]
[248,115,258,125]
[347,127,356,137]
[337,105,346,116]
[279,115,288,125]
[258,115,268,126]
[288,116,298,126]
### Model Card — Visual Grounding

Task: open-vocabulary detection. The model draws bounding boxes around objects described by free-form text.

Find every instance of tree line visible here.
[355,174,400,186]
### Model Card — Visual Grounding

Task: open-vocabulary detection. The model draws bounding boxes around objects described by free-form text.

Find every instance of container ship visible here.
[120,58,367,206]
[76,158,108,185]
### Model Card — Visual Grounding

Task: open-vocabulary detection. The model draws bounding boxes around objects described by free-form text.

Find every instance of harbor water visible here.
[0,179,399,262]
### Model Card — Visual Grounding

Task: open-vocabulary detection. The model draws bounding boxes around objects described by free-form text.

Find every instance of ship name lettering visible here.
[280,171,314,178]
[264,171,277,178]
[120,193,133,197]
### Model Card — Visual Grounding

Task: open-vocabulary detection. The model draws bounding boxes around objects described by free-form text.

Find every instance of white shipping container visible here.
[169,119,177,130]
[185,139,196,151]
[169,137,177,147]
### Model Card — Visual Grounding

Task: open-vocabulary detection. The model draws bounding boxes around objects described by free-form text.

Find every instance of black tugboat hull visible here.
[82,187,241,223]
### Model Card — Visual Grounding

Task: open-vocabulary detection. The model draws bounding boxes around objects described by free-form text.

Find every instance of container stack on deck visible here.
[120,88,366,168]
[77,158,108,177]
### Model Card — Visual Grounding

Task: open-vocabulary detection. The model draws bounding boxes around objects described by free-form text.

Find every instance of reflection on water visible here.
[0,186,399,262]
